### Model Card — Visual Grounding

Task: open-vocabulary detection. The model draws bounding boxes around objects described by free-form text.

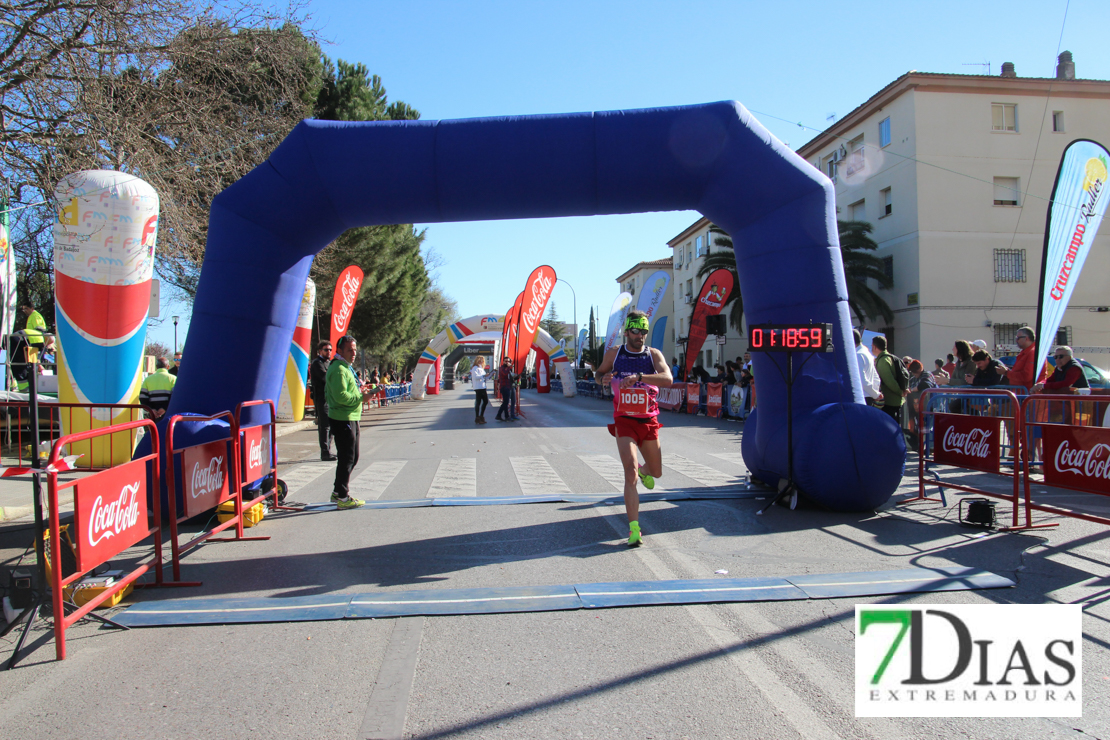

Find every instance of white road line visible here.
[348,460,407,501]
[280,462,335,496]
[709,452,747,468]
[662,454,741,487]
[427,458,476,498]
[578,454,629,491]
[510,456,571,496]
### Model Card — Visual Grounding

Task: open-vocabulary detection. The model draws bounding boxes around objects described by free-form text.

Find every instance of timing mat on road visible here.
[300,486,767,510]
[113,567,1013,627]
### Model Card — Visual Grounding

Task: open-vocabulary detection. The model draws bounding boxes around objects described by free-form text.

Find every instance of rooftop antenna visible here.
[826,112,837,122]
[962,61,991,75]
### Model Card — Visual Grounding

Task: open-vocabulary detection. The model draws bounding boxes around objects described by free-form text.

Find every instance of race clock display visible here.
[748,323,834,353]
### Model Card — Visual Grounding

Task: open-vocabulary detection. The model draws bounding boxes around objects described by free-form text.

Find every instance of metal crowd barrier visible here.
[235,399,302,514]
[1,401,148,470]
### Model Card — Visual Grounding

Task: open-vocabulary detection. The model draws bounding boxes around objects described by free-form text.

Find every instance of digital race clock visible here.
[748,323,834,352]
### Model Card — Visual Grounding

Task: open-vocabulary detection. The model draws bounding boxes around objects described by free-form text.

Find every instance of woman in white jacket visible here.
[470,356,490,424]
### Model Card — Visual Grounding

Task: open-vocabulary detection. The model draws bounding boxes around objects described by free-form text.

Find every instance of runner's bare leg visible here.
[616,435,640,523]
[638,437,663,478]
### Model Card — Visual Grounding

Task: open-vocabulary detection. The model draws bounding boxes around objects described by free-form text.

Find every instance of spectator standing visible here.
[854,329,881,406]
[20,304,47,352]
[968,350,1008,387]
[309,340,333,460]
[495,358,518,422]
[871,335,907,422]
[933,359,949,382]
[168,351,182,376]
[943,341,975,387]
[1008,326,1047,392]
[325,335,376,509]
[470,356,490,424]
[942,353,956,378]
[140,357,176,419]
[906,359,937,442]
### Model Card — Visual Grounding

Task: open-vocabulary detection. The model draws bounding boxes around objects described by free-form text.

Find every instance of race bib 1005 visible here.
[613,380,651,416]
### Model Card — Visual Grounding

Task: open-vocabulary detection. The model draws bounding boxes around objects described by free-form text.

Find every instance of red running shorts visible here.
[607,415,663,445]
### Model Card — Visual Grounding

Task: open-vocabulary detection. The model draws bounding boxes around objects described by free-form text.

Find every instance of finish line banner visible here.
[1036,140,1109,375]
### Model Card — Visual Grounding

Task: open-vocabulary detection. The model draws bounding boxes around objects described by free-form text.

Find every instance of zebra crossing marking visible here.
[578,454,626,490]
[510,456,571,496]
[709,452,747,468]
[347,460,408,501]
[427,458,477,498]
[662,454,741,488]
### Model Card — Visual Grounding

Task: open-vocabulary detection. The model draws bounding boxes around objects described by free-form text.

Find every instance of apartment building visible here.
[614,257,675,361]
[796,52,1110,367]
[665,219,747,370]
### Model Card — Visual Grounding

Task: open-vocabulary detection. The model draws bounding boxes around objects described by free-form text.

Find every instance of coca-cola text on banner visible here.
[514,266,557,373]
[240,425,271,485]
[1043,425,1110,495]
[182,440,231,517]
[933,413,1002,474]
[73,458,150,572]
[330,265,365,348]
[684,268,734,380]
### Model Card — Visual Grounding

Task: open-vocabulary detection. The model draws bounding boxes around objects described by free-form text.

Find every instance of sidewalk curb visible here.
[276,420,317,438]
[0,504,33,523]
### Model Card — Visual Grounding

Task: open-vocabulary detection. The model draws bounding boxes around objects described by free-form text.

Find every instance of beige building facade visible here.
[614,257,675,362]
[796,53,1110,368]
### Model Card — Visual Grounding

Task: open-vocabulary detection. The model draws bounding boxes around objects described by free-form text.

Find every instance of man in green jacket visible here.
[871,335,907,423]
[326,335,376,509]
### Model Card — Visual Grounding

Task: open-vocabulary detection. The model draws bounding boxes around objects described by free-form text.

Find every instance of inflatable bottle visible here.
[277,278,315,421]
[53,170,158,466]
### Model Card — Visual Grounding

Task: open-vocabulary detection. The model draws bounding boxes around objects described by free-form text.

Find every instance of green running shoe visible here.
[637,466,655,490]
[627,521,643,548]
[331,493,365,509]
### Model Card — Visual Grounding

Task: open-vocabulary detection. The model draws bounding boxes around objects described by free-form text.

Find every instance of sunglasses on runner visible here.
[626,328,648,336]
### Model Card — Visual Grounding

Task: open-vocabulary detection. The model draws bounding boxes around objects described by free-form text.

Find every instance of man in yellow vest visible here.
[20,304,47,350]
[140,357,177,419]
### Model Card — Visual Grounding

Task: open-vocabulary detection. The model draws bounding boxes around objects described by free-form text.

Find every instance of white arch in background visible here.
[412,314,574,399]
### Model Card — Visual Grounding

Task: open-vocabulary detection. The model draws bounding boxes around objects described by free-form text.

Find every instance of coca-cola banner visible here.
[657,385,684,411]
[933,413,1001,473]
[686,382,700,415]
[513,265,556,373]
[241,425,272,485]
[330,265,364,347]
[182,440,231,517]
[683,268,733,380]
[73,458,150,572]
[707,382,723,418]
[1043,425,1110,495]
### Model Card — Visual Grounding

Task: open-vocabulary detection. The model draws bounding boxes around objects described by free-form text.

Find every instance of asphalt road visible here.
[0,387,1108,740]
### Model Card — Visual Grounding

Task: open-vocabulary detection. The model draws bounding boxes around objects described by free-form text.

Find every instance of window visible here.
[675,250,682,269]
[823,154,838,181]
[879,117,891,147]
[680,318,684,336]
[1052,111,1065,133]
[991,103,1017,132]
[880,327,895,354]
[686,279,693,299]
[881,188,892,216]
[881,256,894,283]
[993,323,1025,350]
[695,235,703,257]
[993,177,1020,206]
[846,137,865,176]
[994,249,1026,282]
[686,246,692,265]
[849,199,866,222]
[705,231,713,254]
[1056,326,1072,346]
[705,350,713,368]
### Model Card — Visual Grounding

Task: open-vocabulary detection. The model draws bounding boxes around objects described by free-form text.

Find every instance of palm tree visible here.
[699,220,893,331]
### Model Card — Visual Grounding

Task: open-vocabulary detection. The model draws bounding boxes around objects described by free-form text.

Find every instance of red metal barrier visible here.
[235,399,302,513]
[1021,393,1110,527]
[46,419,164,660]
[1,401,148,470]
[164,411,265,585]
[906,388,1037,529]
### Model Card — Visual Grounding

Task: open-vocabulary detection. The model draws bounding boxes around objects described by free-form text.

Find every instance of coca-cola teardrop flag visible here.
[512,265,556,373]
[330,265,364,348]
[683,268,734,379]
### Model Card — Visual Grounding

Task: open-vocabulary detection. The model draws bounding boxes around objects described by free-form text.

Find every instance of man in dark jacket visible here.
[968,350,1009,387]
[309,340,334,460]
[1033,346,1090,394]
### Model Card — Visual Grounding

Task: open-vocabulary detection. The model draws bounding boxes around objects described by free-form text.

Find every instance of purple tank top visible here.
[611,345,658,418]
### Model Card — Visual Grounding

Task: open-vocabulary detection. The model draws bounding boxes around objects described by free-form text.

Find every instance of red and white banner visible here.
[501,293,522,371]
[330,265,364,347]
[686,382,700,415]
[933,413,1001,473]
[707,382,723,418]
[657,385,684,411]
[182,440,231,517]
[1043,425,1110,495]
[513,265,556,373]
[683,268,733,380]
[73,458,149,572]
[240,425,271,485]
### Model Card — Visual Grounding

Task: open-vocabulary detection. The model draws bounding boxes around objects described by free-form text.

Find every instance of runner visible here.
[595,310,673,547]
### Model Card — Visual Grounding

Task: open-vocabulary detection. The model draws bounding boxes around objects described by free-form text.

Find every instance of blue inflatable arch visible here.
[170,102,905,510]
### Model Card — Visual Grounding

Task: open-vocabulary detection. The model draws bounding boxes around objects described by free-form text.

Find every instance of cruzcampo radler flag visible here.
[684,268,734,380]
[1035,140,1109,375]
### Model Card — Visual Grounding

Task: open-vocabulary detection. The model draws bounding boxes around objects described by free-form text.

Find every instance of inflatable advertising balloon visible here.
[277,277,315,421]
[54,170,158,465]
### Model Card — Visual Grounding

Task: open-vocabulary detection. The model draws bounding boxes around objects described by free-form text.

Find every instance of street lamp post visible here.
[557,278,576,365]
[172,316,179,353]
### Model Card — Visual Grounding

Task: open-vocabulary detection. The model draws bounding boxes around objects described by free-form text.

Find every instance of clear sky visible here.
[148,0,1109,351]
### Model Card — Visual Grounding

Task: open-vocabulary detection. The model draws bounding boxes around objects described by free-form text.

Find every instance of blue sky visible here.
[149,0,1108,350]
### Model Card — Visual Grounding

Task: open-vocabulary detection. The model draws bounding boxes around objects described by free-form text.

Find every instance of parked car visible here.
[997,355,1110,389]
